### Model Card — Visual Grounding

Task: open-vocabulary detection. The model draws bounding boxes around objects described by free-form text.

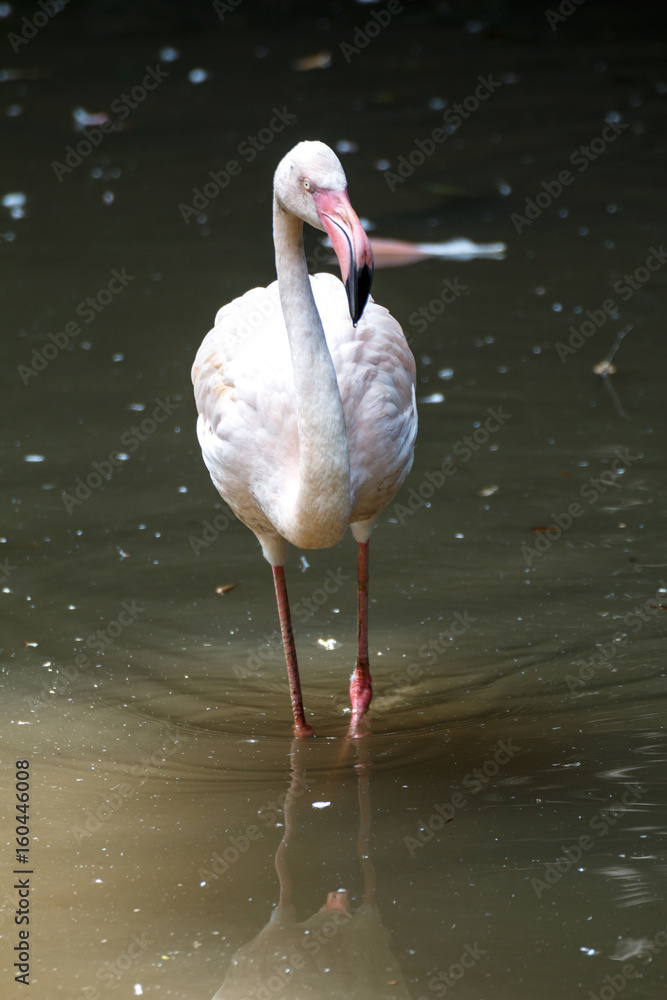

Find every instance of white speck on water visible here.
[335,140,358,154]
[188,68,209,84]
[2,191,26,208]
[24,454,45,463]
[312,802,331,809]
[420,393,445,403]
[159,46,179,61]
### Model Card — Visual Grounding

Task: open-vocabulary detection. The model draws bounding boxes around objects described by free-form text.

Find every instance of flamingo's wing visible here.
[191,281,299,537]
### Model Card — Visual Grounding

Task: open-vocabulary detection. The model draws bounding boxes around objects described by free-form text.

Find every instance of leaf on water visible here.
[215,583,240,595]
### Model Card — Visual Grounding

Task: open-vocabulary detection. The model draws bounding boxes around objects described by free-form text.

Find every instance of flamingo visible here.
[192,141,417,736]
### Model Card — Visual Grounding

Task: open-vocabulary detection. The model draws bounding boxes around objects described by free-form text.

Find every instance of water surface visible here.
[1,6,666,998]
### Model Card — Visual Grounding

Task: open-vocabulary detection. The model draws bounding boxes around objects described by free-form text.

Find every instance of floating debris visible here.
[215,583,240,595]
[317,638,338,650]
[595,324,631,418]
[72,107,110,130]
[292,51,331,71]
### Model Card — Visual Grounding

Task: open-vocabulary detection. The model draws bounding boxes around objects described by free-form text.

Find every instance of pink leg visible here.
[349,540,372,733]
[271,566,313,737]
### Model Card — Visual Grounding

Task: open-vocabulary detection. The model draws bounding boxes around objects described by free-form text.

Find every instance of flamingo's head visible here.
[274,140,374,325]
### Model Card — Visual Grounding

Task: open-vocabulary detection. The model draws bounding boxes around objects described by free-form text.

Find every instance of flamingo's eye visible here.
[303,179,312,192]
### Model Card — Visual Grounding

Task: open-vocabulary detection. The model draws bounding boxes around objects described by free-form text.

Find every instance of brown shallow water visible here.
[1,4,667,998]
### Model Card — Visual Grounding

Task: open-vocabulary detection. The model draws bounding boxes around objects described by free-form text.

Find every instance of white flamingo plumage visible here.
[192,141,417,736]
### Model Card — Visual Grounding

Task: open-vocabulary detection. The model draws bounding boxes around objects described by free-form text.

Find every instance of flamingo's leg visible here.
[349,539,372,733]
[272,566,314,737]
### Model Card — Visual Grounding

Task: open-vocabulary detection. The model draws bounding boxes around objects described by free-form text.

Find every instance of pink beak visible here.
[312,187,374,325]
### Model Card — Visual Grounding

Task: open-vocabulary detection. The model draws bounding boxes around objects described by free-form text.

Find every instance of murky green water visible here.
[2,5,666,998]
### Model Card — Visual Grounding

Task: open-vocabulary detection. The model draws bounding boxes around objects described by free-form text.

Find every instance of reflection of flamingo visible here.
[192,141,417,737]
[212,740,411,999]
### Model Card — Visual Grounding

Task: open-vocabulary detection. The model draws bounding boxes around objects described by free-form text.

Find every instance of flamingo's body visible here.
[192,141,417,735]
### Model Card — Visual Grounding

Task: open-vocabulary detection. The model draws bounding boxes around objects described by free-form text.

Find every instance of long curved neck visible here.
[273,197,351,548]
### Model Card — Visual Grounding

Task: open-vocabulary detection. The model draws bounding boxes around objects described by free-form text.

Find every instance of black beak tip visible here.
[347,262,374,326]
